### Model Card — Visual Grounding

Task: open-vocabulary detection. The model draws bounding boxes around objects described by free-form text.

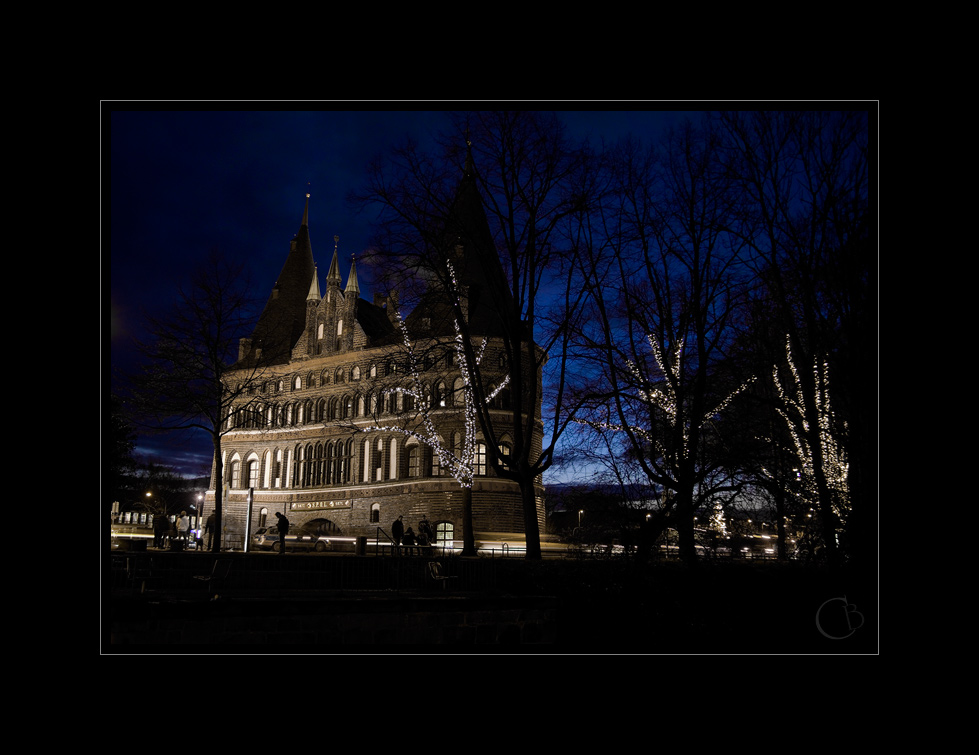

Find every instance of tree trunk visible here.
[774,486,788,561]
[520,478,542,560]
[461,486,477,556]
[210,435,223,553]
[675,488,698,566]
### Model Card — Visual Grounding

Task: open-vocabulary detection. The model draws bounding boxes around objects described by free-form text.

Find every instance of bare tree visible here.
[350,308,510,555]
[717,110,871,568]
[122,250,275,552]
[356,111,594,559]
[575,119,754,565]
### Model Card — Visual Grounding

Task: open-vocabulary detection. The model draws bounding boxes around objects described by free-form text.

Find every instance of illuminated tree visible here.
[574,118,755,565]
[357,111,594,559]
[356,298,509,556]
[772,334,849,548]
[717,110,870,567]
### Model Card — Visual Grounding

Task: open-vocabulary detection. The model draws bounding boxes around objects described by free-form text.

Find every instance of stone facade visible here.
[206,187,544,549]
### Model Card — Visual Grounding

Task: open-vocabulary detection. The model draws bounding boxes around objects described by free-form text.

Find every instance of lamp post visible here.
[195,494,204,550]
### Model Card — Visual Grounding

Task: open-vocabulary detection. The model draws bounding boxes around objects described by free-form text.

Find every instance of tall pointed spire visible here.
[327,234,342,288]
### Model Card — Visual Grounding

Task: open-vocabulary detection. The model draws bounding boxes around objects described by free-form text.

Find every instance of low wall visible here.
[109,593,557,646]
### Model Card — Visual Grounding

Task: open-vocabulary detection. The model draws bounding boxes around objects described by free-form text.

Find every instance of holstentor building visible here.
[206,168,545,551]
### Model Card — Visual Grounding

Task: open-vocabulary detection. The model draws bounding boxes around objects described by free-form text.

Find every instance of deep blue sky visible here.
[107,107,697,480]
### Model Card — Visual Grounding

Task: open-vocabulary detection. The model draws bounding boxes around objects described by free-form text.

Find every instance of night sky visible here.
[107,106,697,480]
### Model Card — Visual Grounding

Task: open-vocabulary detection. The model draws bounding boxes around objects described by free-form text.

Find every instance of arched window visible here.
[313,443,325,487]
[292,445,304,487]
[330,440,352,485]
[230,459,241,488]
[375,438,384,482]
[272,448,284,488]
[352,365,361,381]
[407,444,420,478]
[475,443,487,476]
[389,437,399,480]
[293,375,302,391]
[324,441,335,485]
[370,503,380,524]
[498,441,512,471]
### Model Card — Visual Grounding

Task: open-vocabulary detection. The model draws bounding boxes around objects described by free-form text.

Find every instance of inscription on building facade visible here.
[290,500,352,512]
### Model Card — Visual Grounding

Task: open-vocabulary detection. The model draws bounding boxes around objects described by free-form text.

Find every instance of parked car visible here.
[252,526,333,552]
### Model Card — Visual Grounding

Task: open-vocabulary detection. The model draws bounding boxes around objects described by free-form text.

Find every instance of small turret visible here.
[345,255,360,297]
[326,235,342,293]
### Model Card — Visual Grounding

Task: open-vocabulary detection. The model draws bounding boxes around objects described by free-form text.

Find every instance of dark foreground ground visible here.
[105,552,877,654]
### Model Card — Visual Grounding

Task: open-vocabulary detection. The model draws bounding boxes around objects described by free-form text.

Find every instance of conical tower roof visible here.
[345,255,360,297]
[405,150,512,339]
[248,192,316,364]
[326,235,342,288]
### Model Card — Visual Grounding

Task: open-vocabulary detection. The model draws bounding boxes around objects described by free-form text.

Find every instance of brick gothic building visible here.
[206,171,545,550]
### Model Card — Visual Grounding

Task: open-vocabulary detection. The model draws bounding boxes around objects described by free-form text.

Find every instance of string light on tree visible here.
[358,273,509,491]
[773,335,850,527]
[576,332,754,469]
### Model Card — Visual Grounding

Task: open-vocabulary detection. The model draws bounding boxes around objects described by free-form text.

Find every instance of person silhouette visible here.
[403,526,416,556]
[275,511,290,554]
[392,515,404,556]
